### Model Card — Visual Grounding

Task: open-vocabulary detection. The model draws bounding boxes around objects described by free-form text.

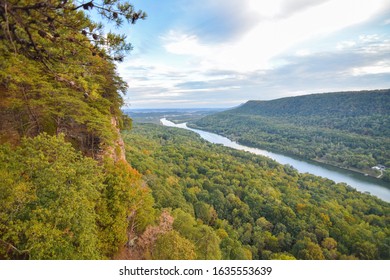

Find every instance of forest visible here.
[0,1,389,260]
[0,0,153,259]
[123,123,390,260]
[190,90,390,181]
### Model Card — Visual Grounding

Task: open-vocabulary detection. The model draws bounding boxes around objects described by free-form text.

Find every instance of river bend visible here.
[161,118,390,202]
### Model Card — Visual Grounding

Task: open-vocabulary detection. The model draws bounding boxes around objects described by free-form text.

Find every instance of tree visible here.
[270,252,296,260]
[0,133,102,259]
[0,0,146,63]
[194,201,217,225]
[320,237,338,259]
[97,158,155,257]
[124,123,390,260]
[292,237,325,260]
[152,230,196,260]
[193,225,222,260]
[137,211,173,259]
[0,0,139,154]
[354,241,378,260]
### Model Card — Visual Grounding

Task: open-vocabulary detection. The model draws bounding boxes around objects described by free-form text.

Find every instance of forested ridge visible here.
[191,90,390,181]
[123,123,390,260]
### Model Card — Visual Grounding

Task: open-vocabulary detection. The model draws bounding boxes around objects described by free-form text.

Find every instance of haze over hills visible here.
[191,90,390,181]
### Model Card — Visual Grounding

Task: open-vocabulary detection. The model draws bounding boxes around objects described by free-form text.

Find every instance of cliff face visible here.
[0,1,155,260]
[103,117,127,162]
[0,48,128,162]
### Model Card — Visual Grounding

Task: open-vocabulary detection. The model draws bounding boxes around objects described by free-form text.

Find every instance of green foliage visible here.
[231,90,390,117]
[0,133,102,259]
[0,1,137,155]
[152,230,196,260]
[0,0,154,260]
[0,0,146,62]
[191,90,390,177]
[170,208,221,260]
[2,1,388,261]
[0,41,128,154]
[124,123,390,260]
[97,158,155,257]
[0,133,155,259]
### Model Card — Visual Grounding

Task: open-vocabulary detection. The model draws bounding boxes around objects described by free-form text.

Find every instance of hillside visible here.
[191,90,390,180]
[232,90,390,117]
[122,123,390,260]
[0,1,153,260]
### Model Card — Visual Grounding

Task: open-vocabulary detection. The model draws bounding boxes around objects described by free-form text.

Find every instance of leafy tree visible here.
[353,241,379,260]
[136,210,174,259]
[292,237,325,260]
[0,133,102,259]
[0,0,146,62]
[270,252,296,260]
[152,230,196,260]
[193,225,221,260]
[0,0,157,261]
[97,158,155,257]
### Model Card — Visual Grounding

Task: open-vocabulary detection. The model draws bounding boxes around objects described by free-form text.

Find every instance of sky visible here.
[113,0,390,109]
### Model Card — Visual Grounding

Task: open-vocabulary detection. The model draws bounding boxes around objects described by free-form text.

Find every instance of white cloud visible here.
[248,0,282,18]
[337,40,357,50]
[161,31,211,56]
[295,49,312,57]
[160,0,388,72]
[120,0,390,108]
[352,61,390,76]
[359,34,380,43]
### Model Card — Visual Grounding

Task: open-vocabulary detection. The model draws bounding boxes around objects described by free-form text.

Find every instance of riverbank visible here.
[186,122,387,183]
[162,118,390,202]
[312,158,382,179]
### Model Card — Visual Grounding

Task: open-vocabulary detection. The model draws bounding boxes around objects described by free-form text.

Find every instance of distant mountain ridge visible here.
[191,89,390,181]
[232,89,390,117]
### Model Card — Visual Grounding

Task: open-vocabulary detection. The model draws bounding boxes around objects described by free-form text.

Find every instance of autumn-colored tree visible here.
[136,210,174,259]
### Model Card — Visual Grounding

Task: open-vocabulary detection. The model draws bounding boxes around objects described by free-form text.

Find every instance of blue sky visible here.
[113,0,390,108]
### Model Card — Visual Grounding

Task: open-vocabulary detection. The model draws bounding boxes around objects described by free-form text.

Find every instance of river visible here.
[160,118,390,202]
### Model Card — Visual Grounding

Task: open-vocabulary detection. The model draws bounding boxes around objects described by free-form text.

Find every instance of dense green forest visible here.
[0,0,154,259]
[123,123,390,260]
[190,90,390,181]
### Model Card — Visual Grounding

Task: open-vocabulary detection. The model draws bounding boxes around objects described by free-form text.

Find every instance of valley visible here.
[122,122,390,260]
[189,90,390,183]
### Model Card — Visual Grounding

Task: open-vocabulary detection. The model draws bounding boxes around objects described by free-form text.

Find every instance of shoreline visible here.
[186,122,386,182]
[312,158,382,179]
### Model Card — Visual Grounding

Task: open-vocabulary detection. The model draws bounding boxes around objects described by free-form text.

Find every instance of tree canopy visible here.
[0,0,155,260]
[123,123,390,260]
[0,0,146,63]
[191,90,390,180]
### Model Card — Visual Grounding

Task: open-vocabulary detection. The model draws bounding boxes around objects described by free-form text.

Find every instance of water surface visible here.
[161,118,390,202]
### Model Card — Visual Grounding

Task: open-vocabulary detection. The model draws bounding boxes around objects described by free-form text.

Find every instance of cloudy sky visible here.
[115,0,390,108]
